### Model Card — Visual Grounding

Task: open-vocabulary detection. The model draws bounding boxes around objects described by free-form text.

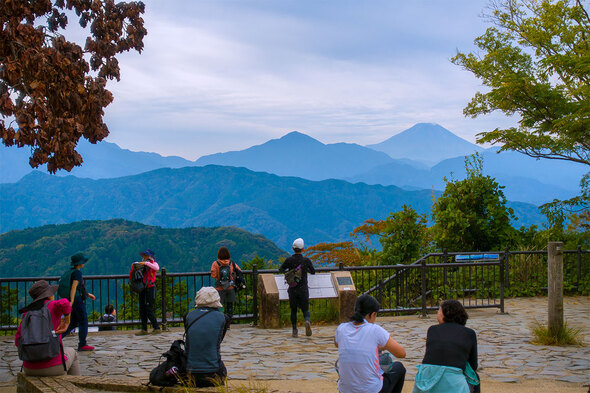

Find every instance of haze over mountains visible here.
[1,123,585,206]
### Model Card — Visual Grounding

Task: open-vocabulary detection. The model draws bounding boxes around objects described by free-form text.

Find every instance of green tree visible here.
[379,205,430,264]
[432,154,516,251]
[0,0,147,172]
[0,285,19,326]
[452,0,589,220]
[452,0,589,167]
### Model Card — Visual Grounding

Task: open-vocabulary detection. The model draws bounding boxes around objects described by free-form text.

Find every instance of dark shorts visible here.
[218,288,236,304]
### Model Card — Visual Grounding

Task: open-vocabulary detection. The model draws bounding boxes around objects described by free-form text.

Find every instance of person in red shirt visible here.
[133,249,161,335]
[15,280,81,376]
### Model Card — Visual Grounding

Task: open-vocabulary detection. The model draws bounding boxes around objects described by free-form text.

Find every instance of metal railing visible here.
[1,248,588,332]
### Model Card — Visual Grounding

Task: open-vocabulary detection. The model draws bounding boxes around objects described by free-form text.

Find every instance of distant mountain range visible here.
[0,165,543,250]
[0,219,288,277]
[0,139,194,183]
[2,123,585,205]
[196,131,401,181]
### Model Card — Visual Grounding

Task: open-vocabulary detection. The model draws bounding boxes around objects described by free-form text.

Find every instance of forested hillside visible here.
[0,219,288,277]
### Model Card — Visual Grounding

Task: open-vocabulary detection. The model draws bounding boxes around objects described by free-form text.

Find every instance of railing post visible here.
[252,266,259,326]
[577,245,582,289]
[504,247,510,289]
[442,248,448,283]
[161,267,167,331]
[339,262,344,271]
[499,254,505,314]
[421,259,427,317]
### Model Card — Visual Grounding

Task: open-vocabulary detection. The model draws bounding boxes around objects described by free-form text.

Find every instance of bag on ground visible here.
[149,339,187,386]
[129,263,146,293]
[17,303,61,363]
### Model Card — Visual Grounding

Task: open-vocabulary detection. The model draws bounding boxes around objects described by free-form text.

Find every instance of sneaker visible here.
[78,345,94,351]
[151,328,162,334]
[305,320,312,337]
[135,329,149,336]
[292,328,298,338]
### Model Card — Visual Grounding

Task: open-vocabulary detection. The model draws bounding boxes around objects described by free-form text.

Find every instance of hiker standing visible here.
[58,253,95,351]
[184,287,231,387]
[279,238,315,337]
[134,249,162,335]
[210,246,243,322]
[16,280,81,376]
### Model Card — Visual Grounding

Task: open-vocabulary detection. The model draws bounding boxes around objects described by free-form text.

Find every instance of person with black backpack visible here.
[132,249,162,335]
[279,238,315,338]
[210,247,244,322]
[58,253,95,351]
[15,280,81,376]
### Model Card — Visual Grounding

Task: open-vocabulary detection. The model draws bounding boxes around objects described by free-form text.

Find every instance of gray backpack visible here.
[18,303,65,368]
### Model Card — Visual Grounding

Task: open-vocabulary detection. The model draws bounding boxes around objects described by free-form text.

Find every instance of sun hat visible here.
[140,249,155,258]
[29,280,59,302]
[292,238,304,250]
[71,252,89,266]
[194,287,223,308]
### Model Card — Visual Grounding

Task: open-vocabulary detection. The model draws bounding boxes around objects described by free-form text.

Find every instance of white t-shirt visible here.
[335,321,390,393]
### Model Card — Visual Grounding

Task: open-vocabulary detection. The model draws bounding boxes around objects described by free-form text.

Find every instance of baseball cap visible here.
[292,238,304,250]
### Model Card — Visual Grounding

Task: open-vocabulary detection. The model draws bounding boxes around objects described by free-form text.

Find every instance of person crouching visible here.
[184,287,231,387]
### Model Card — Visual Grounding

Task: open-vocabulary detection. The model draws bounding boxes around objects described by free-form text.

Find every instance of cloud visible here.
[102,0,515,159]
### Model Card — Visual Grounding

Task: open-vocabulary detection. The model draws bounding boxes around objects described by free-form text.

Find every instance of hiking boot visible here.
[292,328,298,338]
[78,345,94,351]
[135,329,149,336]
[151,328,162,334]
[305,320,312,337]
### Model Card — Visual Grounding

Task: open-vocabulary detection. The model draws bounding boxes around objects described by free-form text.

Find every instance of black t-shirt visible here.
[279,254,315,290]
[421,322,478,371]
[70,269,88,300]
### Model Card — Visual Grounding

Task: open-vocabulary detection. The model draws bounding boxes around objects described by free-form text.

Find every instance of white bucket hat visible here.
[195,287,222,308]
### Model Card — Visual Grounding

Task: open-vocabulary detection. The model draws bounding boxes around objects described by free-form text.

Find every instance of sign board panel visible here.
[336,276,353,286]
[275,273,337,301]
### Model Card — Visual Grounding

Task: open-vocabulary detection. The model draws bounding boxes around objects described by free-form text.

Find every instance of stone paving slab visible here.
[0,296,588,387]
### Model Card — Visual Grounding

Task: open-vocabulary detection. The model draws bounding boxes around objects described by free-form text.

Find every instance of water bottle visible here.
[165,366,179,377]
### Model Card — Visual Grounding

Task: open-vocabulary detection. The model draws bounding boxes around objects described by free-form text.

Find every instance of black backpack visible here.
[57,268,75,299]
[17,303,66,370]
[129,264,146,293]
[148,310,213,386]
[149,340,186,387]
[217,261,233,290]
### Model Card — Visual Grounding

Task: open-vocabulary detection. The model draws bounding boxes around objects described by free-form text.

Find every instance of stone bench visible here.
[16,373,218,392]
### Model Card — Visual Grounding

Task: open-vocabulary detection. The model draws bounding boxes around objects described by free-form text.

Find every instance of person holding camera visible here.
[210,247,245,323]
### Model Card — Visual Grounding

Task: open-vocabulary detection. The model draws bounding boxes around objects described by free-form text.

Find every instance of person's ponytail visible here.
[349,295,380,323]
[350,311,365,323]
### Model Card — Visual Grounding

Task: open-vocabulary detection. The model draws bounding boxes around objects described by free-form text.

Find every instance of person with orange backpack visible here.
[210,247,244,322]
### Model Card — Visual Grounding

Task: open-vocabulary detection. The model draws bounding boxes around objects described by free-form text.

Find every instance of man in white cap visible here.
[184,287,231,387]
[279,238,315,337]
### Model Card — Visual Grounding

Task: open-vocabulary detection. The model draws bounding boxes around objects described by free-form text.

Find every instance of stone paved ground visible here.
[0,296,588,390]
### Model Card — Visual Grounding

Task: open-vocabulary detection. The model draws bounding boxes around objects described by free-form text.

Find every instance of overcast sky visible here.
[100,0,516,160]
